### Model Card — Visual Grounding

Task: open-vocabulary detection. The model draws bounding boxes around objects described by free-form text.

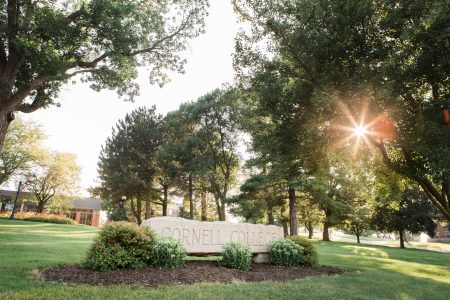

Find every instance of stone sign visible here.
[142,217,284,253]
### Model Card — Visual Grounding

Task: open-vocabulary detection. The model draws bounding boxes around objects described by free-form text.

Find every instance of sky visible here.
[21,1,240,196]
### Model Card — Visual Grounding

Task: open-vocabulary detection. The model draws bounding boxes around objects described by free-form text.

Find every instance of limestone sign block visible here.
[141,217,283,253]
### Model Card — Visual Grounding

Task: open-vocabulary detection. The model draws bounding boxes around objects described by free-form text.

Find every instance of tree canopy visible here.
[25,150,80,212]
[233,0,450,222]
[0,0,208,148]
[0,117,44,185]
[97,106,164,224]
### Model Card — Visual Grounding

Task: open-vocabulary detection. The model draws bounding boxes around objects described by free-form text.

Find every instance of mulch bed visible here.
[41,261,343,286]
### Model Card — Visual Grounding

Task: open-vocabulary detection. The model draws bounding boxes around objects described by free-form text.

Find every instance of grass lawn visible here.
[1,220,449,299]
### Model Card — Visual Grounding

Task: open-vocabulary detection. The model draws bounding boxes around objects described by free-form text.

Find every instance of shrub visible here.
[286,236,319,266]
[84,222,156,271]
[0,212,75,224]
[269,239,306,267]
[150,237,186,268]
[221,242,252,271]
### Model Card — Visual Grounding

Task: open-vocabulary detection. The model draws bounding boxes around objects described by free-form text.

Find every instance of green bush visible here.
[84,222,156,271]
[221,242,252,271]
[0,212,75,224]
[269,239,306,266]
[150,237,186,268]
[286,236,319,266]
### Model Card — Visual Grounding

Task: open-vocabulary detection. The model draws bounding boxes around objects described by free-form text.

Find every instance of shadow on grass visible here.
[317,241,450,268]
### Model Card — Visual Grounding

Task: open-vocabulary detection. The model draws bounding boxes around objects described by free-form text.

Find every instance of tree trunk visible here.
[130,193,142,225]
[281,205,288,236]
[288,185,297,236]
[188,173,194,219]
[267,205,274,225]
[218,200,226,221]
[129,193,137,223]
[201,191,207,221]
[356,229,361,244]
[162,185,168,216]
[37,202,44,213]
[399,230,405,249]
[136,195,142,225]
[322,222,331,241]
[145,189,151,219]
[307,221,313,239]
[0,111,14,152]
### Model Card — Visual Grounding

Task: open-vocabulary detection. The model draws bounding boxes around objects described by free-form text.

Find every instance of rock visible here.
[141,217,283,254]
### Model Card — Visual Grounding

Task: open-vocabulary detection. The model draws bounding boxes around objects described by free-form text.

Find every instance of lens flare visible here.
[333,100,394,155]
[354,126,367,137]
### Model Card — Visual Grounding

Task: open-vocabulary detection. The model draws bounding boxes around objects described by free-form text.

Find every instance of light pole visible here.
[119,195,126,208]
[116,195,128,222]
[9,181,23,220]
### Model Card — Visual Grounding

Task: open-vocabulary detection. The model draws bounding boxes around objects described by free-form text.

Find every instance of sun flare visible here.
[354,126,368,137]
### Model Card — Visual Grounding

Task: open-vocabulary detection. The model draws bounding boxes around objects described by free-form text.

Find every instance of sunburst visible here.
[333,101,392,155]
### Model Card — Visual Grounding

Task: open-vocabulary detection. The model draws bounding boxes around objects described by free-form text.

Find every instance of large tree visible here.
[302,174,353,242]
[191,89,241,221]
[161,102,207,220]
[25,151,80,212]
[371,187,438,248]
[236,65,331,235]
[0,0,208,148]
[234,0,450,221]
[97,106,163,224]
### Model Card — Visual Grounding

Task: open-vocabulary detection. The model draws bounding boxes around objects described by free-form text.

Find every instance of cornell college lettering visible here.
[142,217,284,253]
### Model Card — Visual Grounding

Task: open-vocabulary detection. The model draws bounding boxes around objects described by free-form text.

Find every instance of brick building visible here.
[0,190,105,227]
[66,198,106,227]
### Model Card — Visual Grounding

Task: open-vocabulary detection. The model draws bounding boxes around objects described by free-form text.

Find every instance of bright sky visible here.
[21,1,239,196]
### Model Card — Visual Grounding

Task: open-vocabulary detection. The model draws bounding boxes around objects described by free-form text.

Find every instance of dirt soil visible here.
[42,261,343,286]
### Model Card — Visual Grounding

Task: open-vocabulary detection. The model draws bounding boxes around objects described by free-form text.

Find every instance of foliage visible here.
[97,106,164,224]
[161,88,242,221]
[286,236,318,266]
[190,89,241,221]
[268,239,306,267]
[149,237,186,268]
[24,151,80,213]
[343,206,372,244]
[0,212,74,224]
[0,117,45,186]
[339,160,376,243]
[47,195,73,214]
[233,0,450,221]
[371,187,438,248]
[107,206,129,222]
[297,195,322,239]
[220,242,252,271]
[301,171,354,241]
[0,0,208,149]
[227,173,285,225]
[84,222,156,271]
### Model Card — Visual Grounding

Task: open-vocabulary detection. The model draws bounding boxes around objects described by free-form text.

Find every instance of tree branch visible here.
[369,137,450,219]
[66,68,101,78]
[16,86,46,113]
[6,74,50,110]
[127,12,193,57]
[68,10,194,72]
[72,53,109,69]
[67,10,83,23]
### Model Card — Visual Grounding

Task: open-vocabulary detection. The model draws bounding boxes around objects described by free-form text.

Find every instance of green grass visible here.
[388,241,450,252]
[1,220,449,299]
